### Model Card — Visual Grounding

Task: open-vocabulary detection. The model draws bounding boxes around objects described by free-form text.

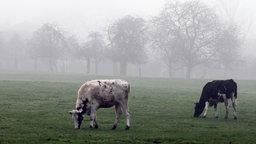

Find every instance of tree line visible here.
[0,1,242,79]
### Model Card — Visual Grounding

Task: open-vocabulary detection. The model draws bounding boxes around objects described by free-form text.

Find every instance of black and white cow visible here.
[194,79,237,119]
[69,79,130,130]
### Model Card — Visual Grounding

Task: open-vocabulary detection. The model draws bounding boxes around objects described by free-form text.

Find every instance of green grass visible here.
[0,73,256,144]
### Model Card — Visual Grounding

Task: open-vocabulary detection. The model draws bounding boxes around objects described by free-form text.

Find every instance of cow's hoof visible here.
[125,126,130,130]
[203,116,206,118]
[225,117,228,120]
[215,116,218,119]
[234,116,237,120]
[89,125,93,129]
[95,125,99,128]
[111,125,117,130]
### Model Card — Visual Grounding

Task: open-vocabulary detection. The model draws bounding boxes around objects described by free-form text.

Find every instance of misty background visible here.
[0,0,256,79]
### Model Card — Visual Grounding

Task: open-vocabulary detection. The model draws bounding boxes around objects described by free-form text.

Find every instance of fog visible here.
[0,0,256,79]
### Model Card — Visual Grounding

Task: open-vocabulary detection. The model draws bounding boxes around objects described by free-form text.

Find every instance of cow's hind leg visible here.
[121,101,130,130]
[112,104,122,130]
[231,93,238,120]
[223,95,229,119]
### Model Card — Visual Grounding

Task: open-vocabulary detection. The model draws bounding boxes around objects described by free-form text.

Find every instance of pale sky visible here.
[0,0,255,48]
[0,0,165,40]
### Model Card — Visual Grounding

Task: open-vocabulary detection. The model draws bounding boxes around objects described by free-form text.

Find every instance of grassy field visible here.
[0,73,256,144]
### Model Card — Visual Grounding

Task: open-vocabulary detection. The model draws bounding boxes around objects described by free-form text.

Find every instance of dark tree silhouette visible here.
[107,15,147,75]
[29,24,67,72]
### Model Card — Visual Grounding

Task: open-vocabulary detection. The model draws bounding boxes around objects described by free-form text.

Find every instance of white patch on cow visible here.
[203,101,209,117]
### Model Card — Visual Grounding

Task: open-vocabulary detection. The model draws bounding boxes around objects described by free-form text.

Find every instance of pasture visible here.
[0,73,256,144]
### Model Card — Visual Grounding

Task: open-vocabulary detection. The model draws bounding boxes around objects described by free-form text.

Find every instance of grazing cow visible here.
[194,79,237,119]
[69,79,130,130]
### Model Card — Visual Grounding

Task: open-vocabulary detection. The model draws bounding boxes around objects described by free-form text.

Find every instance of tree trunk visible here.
[186,65,192,79]
[14,56,18,70]
[61,60,65,72]
[201,65,207,79]
[120,60,127,76]
[168,59,172,78]
[34,58,38,71]
[112,61,118,75]
[139,66,142,77]
[49,58,55,72]
[94,60,99,74]
[86,58,91,74]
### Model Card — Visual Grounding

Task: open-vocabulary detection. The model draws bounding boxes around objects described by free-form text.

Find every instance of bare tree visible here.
[60,36,79,72]
[214,25,241,77]
[77,32,105,74]
[107,15,147,75]
[151,1,183,78]
[6,35,26,70]
[217,0,252,43]
[153,1,220,78]
[88,32,105,74]
[29,24,67,72]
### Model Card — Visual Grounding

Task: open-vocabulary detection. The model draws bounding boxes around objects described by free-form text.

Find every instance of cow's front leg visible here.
[112,104,122,130]
[203,101,209,118]
[214,103,218,119]
[89,108,98,128]
[231,93,238,120]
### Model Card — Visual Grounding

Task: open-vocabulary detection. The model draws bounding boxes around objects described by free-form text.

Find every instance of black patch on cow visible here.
[209,98,218,107]
[98,81,101,86]
[76,113,84,129]
[77,113,84,121]
[81,98,89,113]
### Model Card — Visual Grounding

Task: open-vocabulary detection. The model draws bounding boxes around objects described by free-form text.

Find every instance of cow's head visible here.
[194,102,204,117]
[69,99,89,129]
[69,109,84,129]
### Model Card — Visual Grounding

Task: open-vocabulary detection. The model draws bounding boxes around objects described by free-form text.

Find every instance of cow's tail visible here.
[234,81,238,99]
[125,83,130,100]
[127,83,130,93]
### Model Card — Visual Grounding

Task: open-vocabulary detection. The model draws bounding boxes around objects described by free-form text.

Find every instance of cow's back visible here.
[76,79,129,109]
